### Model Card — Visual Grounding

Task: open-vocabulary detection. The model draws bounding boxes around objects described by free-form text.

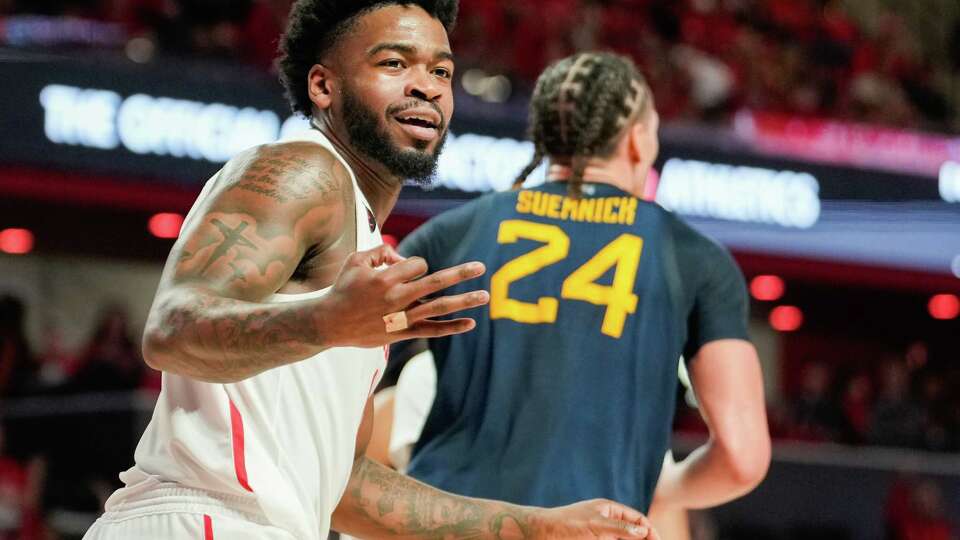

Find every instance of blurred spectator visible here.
[34,324,73,390]
[66,304,142,392]
[787,361,844,441]
[886,477,957,540]
[839,372,873,444]
[869,358,924,448]
[916,371,954,452]
[670,44,735,119]
[0,295,37,400]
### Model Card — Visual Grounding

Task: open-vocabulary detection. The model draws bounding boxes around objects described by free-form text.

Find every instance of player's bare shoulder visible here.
[167,140,354,301]
[213,141,351,218]
[222,141,348,208]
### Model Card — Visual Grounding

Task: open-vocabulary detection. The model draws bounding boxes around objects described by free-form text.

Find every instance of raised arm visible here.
[142,142,489,383]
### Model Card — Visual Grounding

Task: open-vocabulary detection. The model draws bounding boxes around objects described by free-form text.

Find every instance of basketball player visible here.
[83,4,658,540]
[397,51,771,527]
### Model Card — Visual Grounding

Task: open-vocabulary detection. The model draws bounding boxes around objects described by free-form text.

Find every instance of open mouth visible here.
[393,112,441,142]
[395,115,439,130]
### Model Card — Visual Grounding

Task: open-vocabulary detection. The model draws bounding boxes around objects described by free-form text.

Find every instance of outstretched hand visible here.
[324,244,490,348]
[534,499,661,540]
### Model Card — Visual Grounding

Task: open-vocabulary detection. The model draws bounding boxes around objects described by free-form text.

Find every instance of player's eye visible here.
[380,59,405,69]
[433,67,453,79]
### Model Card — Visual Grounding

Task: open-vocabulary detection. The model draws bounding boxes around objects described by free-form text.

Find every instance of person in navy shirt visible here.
[399,52,771,534]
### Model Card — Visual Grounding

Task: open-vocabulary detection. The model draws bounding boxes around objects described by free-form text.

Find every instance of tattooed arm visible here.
[333,455,661,540]
[142,142,348,382]
[332,456,538,540]
[331,401,658,540]
[142,141,489,383]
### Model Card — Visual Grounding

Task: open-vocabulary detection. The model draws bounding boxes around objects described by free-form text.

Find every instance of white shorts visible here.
[83,486,297,540]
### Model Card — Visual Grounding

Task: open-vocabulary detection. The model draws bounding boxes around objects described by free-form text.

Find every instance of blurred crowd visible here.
[774,343,960,452]
[0,295,156,540]
[454,0,960,133]
[674,341,960,452]
[1,0,958,133]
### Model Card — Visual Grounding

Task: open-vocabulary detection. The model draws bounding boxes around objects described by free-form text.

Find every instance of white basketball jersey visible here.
[105,129,387,540]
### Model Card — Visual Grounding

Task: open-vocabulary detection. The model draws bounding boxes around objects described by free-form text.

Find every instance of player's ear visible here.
[626,120,646,165]
[308,63,335,110]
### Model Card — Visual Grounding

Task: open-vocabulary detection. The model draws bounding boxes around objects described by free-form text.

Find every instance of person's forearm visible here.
[667,341,771,510]
[333,457,540,540]
[142,286,332,383]
[655,440,767,510]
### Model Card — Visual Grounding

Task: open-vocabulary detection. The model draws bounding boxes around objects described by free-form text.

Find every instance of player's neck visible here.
[310,119,402,227]
[546,160,644,198]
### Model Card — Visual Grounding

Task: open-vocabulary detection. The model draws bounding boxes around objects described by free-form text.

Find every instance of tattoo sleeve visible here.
[142,143,347,382]
[145,290,329,382]
[332,457,539,540]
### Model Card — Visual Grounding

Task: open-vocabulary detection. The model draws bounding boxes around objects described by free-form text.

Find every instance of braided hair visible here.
[513,52,652,198]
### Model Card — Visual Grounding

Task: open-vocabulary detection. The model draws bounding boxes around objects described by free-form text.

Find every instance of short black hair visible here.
[514,52,653,198]
[279,0,459,117]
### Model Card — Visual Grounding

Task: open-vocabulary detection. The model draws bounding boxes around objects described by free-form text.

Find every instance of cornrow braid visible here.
[567,67,623,197]
[512,115,548,189]
[513,52,652,198]
[512,146,545,190]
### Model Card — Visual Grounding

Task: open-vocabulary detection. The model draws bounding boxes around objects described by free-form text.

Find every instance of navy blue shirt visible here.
[399,181,749,512]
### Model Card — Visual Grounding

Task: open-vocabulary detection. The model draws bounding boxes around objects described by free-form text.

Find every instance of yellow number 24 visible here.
[490,220,643,338]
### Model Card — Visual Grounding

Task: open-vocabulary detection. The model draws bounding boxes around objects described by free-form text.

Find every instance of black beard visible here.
[341,86,447,185]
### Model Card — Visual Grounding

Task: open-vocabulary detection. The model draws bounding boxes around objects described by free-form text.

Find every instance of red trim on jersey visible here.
[204,514,214,539]
[229,400,254,492]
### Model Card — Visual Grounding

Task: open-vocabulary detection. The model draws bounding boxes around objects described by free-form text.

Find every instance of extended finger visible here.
[377,256,429,286]
[396,262,486,305]
[394,318,477,340]
[404,290,490,323]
